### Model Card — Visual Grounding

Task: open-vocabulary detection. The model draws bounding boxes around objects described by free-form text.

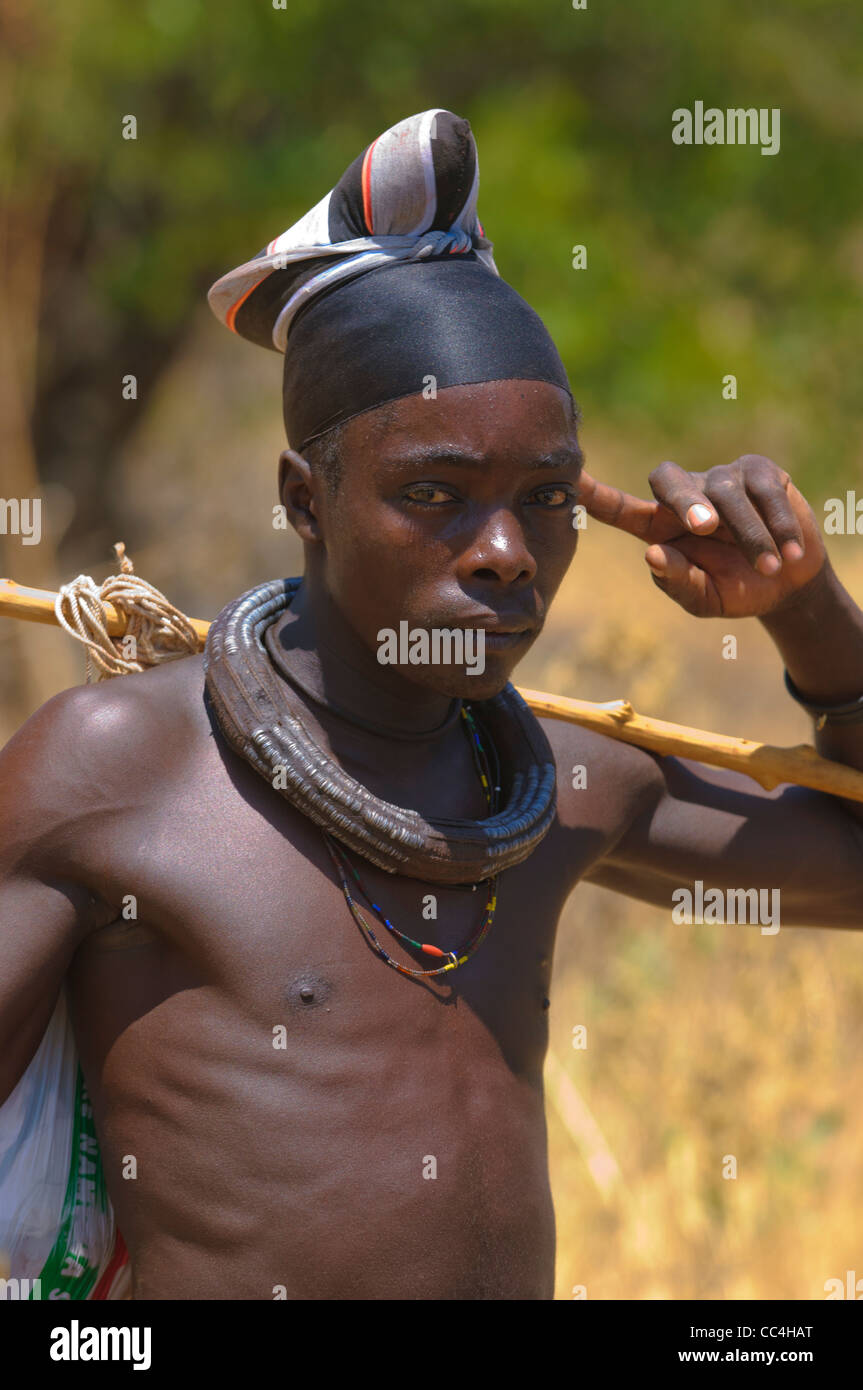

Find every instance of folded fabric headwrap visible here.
[208,108,573,452]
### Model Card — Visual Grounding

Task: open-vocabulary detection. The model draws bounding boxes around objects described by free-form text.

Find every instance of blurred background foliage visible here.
[1,0,862,1299]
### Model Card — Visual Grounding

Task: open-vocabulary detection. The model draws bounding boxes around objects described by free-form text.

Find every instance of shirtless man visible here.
[3,112,863,1301]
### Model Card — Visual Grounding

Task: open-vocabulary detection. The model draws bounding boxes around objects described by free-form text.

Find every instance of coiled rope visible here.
[54,543,200,683]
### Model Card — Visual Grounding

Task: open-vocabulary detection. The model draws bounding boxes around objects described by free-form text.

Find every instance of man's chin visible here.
[398,659,521,703]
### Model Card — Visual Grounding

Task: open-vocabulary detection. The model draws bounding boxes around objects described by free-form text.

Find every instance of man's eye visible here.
[532,486,574,507]
[403,485,455,505]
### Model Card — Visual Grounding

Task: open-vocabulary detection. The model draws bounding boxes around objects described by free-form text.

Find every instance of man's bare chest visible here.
[58,714,591,1299]
[67,742,588,1087]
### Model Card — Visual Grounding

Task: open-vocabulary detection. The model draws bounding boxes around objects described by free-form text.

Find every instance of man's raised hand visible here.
[577,454,826,618]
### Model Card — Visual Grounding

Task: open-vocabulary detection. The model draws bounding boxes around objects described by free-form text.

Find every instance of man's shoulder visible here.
[38,652,207,759]
[535,711,666,833]
[1,654,210,828]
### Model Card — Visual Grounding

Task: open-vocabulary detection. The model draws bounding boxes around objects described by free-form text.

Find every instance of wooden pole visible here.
[4,576,863,805]
[519,687,863,800]
[0,578,210,643]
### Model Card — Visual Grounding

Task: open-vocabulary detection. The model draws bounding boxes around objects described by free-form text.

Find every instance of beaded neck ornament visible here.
[322,704,500,977]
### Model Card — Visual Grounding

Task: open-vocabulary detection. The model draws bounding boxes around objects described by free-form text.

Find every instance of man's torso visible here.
[58,653,651,1298]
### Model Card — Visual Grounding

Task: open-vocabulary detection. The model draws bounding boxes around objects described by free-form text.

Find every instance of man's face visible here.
[311,378,582,700]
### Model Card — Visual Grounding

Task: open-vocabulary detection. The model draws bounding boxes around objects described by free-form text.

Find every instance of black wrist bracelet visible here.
[784,669,863,728]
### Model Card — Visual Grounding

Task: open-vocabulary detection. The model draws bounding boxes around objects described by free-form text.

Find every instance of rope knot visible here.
[54,542,200,683]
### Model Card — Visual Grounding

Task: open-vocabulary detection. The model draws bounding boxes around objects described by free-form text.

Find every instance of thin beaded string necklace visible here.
[322,705,501,978]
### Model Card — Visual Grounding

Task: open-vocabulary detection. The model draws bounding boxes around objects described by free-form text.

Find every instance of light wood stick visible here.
[519,687,863,800]
[4,576,863,804]
[0,578,210,642]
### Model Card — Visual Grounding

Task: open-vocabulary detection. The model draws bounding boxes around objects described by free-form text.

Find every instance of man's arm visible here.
[0,689,116,1103]
[760,559,863,824]
[575,739,863,929]
[568,452,863,921]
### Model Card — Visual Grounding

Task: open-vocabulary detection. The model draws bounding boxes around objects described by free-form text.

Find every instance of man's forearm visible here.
[761,559,863,815]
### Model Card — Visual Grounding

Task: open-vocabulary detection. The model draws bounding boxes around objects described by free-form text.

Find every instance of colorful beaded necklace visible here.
[322,704,501,978]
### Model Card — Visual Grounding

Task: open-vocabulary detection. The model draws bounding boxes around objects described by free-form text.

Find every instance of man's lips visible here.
[451,610,541,633]
[458,615,539,653]
[402,612,540,656]
[480,629,533,652]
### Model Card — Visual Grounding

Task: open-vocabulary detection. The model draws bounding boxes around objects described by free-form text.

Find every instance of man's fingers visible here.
[647,461,721,536]
[578,470,679,541]
[743,464,805,561]
[701,466,789,574]
[582,460,812,574]
[644,543,720,617]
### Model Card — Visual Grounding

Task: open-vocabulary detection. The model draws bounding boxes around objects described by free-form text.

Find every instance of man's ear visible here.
[278,448,323,542]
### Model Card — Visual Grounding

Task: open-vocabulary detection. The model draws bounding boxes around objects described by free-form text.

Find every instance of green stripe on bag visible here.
[34,1067,112,1300]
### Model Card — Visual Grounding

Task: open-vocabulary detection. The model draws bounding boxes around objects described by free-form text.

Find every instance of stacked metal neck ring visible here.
[202,578,558,885]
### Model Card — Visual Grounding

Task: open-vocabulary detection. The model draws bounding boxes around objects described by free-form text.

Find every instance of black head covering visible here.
[208,108,572,452]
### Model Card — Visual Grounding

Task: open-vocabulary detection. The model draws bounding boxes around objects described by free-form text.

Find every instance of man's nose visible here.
[460,509,537,585]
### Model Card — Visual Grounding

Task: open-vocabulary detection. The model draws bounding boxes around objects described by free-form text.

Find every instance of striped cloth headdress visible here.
[208,109,497,353]
[208,108,572,451]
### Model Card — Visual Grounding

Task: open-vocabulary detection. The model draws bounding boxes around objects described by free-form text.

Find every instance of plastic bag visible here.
[0,989,127,1298]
